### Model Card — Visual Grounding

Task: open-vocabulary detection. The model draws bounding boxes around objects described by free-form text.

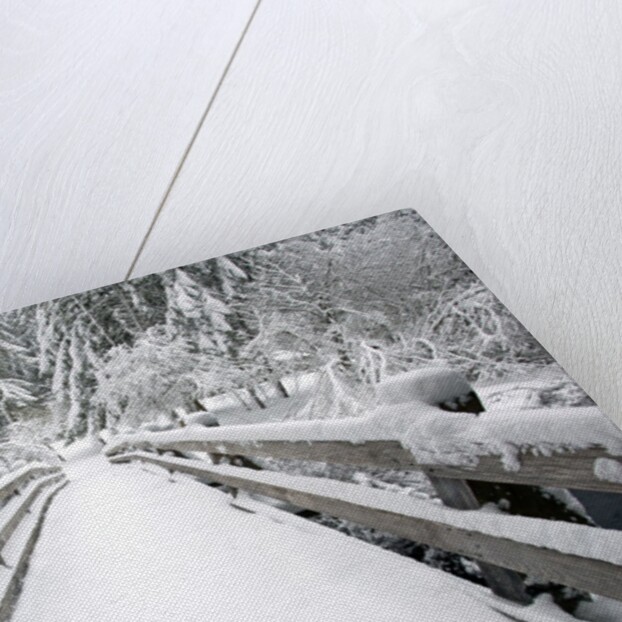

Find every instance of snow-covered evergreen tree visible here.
[0,312,39,425]
[164,267,231,353]
[65,328,94,440]
[50,339,69,437]
[93,326,212,429]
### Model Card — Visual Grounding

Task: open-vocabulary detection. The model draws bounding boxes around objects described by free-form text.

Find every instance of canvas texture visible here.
[0,209,620,621]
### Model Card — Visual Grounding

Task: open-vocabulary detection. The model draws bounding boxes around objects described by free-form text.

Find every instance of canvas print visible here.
[0,209,620,621]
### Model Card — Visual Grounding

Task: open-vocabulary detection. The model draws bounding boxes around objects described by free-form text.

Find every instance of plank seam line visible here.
[124,0,264,281]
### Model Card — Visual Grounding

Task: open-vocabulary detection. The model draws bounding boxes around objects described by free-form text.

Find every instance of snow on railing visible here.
[107,369,622,606]
[0,463,58,505]
[0,464,67,622]
[106,405,622,494]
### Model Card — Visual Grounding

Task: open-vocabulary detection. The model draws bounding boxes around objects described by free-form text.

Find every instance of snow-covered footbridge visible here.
[2,371,622,621]
[0,448,612,622]
[3,450,563,622]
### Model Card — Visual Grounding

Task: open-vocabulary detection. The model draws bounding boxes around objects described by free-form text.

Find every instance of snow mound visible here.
[594,458,622,484]
[376,368,473,407]
[370,404,622,471]
[60,437,104,462]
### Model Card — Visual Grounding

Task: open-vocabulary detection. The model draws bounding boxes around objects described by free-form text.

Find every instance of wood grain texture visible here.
[111,452,622,601]
[426,475,530,604]
[131,0,622,426]
[106,438,622,494]
[0,0,256,312]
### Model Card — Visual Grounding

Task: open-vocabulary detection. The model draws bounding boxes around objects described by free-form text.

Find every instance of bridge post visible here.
[427,474,532,604]
[430,383,532,604]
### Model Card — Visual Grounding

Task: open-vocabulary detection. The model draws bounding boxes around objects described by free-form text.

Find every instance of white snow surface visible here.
[594,457,622,484]
[13,450,586,622]
[122,452,622,567]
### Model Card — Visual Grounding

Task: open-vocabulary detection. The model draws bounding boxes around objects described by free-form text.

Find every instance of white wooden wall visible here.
[1,1,621,425]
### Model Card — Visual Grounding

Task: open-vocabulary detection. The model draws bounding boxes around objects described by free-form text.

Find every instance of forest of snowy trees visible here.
[0,209,578,450]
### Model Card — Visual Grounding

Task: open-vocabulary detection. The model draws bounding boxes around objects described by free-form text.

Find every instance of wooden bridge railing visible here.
[107,436,622,494]
[0,464,67,622]
[107,428,622,605]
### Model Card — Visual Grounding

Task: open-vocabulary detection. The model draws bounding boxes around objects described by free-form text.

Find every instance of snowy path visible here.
[13,449,579,621]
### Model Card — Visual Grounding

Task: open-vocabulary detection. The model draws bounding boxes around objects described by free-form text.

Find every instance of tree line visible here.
[0,210,555,444]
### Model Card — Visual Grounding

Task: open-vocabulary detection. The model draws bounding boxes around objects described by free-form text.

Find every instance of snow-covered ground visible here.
[112,451,622,568]
[11,442,618,622]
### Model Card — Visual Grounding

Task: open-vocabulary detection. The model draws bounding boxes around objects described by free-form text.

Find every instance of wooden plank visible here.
[0,466,61,504]
[0,0,256,311]
[0,479,68,622]
[425,348,529,602]
[130,0,622,426]
[106,438,622,494]
[0,474,65,550]
[427,475,530,604]
[111,452,622,600]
